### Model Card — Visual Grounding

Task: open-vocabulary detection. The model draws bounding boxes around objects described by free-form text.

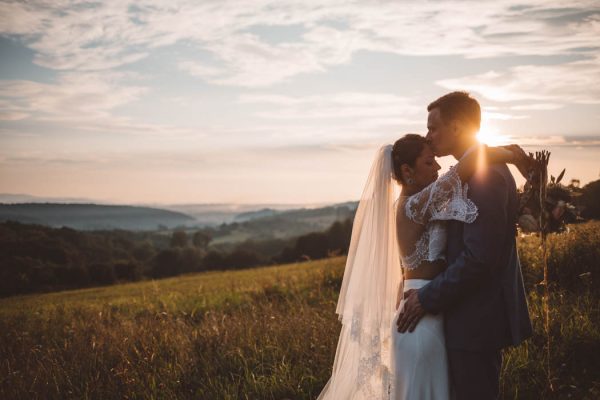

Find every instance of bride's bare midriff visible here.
[403,259,447,280]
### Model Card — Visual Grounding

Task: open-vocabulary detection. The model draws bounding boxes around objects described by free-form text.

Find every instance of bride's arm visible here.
[405,144,529,225]
[455,144,529,183]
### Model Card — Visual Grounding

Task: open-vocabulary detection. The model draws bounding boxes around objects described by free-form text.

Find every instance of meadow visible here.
[1,222,599,399]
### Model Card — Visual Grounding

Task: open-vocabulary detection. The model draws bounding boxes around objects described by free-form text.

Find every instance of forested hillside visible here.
[0,217,353,298]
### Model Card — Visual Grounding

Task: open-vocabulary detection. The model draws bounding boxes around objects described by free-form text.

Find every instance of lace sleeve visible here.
[404,165,478,225]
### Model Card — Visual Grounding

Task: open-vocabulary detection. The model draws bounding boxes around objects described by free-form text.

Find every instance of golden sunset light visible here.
[476,126,511,147]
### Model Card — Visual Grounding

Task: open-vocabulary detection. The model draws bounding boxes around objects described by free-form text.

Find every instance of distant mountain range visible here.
[0,203,195,231]
[0,193,111,204]
[161,203,326,226]
[204,201,358,245]
[0,193,358,233]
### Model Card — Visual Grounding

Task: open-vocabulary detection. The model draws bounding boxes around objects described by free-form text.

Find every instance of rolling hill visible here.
[0,203,195,231]
[0,200,358,240]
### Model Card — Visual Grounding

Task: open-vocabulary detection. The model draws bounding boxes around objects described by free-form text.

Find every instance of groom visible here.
[397,91,533,399]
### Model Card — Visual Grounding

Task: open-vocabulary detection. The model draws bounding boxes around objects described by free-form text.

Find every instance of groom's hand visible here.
[396,289,426,333]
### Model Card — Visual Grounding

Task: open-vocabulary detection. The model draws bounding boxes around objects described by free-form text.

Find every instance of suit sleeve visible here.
[417,167,509,313]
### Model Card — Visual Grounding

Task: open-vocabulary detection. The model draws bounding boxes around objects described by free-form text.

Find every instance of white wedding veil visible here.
[318,144,403,399]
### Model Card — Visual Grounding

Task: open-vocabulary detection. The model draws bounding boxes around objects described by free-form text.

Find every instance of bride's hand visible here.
[502,144,535,179]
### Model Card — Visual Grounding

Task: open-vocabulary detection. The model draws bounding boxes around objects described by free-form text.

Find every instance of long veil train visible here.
[318,145,403,399]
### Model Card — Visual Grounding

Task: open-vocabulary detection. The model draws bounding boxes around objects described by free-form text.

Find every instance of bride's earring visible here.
[406,176,414,185]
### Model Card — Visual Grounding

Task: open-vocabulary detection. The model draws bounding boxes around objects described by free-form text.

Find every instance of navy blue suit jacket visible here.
[418,163,533,351]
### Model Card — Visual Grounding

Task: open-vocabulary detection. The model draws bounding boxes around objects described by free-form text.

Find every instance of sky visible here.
[1,0,599,205]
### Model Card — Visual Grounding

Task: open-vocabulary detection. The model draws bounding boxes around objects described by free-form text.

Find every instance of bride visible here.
[318,134,530,400]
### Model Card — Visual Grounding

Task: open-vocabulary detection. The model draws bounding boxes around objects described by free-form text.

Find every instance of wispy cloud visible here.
[0,72,145,120]
[2,1,599,86]
[437,56,600,105]
[517,134,600,147]
[240,92,421,120]
[0,110,28,121]
[483,109,529,121]
[509,103,563,111]
[0,71,199,136]
[235,92,425,145]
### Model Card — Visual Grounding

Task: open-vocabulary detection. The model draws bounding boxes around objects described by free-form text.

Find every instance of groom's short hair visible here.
[428,91,481,135]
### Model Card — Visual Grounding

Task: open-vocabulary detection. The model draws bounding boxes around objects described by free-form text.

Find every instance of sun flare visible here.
[476,125,510,146]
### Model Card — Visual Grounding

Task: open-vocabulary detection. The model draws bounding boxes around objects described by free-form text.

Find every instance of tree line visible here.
[0,218,352,297]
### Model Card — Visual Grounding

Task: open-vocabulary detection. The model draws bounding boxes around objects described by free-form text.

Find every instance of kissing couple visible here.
[319,91,533,400]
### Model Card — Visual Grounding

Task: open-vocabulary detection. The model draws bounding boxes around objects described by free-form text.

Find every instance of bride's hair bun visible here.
[391,134,428,183]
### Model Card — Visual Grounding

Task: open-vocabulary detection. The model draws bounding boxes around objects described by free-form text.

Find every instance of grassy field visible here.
[1,222,600,399]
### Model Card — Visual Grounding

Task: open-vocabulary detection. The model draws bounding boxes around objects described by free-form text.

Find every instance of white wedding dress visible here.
[390,166,477,399]
[318,145,477,400]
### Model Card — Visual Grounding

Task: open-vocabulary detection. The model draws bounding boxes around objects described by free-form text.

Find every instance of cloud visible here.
[0,1,45,35]
[1,0,599,87]
[510,103,563,111]
[178,60,223,79]
[1,148,210,169]
[177,25,368,87]
[240,92,422,120]
[179,36,324,87]
[437,56,600,104]
[0,72,145,118]
[0,111,28,120]
[235,92,425,144]
[483,110,529,121]
[0,71,197,136]
[516,134,600,147]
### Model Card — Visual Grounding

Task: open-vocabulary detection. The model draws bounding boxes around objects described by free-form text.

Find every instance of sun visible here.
[476,125,510,146]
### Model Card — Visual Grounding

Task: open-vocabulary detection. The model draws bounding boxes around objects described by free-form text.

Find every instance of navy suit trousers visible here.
[447,348,502,400]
